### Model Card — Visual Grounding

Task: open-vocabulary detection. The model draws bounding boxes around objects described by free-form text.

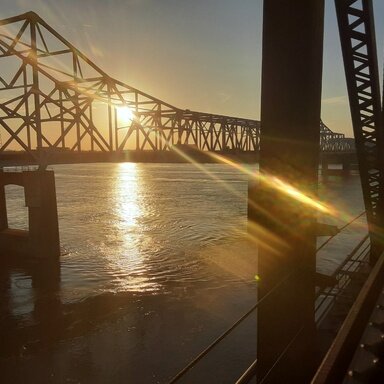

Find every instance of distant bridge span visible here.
[0,12,354,165]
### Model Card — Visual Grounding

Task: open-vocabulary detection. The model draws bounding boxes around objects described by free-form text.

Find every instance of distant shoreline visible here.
[0,149,357,168]
[0,149,260,166]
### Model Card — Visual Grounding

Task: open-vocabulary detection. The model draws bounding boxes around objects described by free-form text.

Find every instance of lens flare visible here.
[267,175,331,214]
[207,152,334,216]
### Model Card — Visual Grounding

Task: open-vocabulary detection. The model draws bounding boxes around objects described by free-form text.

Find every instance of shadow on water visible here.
[0,256,61,359]
[0,255,147,358]
[0,257,149,383]
[0,252,258,384]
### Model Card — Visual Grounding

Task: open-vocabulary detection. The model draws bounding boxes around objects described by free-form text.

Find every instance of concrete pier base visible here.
[0,170,60,259]
[342,160,351,174]
[321,160,356,178]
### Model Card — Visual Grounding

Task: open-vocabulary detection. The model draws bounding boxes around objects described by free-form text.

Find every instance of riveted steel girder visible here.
[335,0,384,259]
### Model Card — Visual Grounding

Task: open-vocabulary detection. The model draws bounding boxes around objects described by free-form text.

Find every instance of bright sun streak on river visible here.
[110,162,160,293]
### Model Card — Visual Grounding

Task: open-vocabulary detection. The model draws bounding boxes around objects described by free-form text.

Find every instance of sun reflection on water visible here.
[115,162,141,229]
[108,162,161,294]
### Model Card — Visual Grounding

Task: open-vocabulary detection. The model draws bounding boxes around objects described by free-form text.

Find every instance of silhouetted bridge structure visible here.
[0,12,354,167]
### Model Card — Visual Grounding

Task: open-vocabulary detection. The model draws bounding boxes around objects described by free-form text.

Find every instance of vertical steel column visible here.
[59,90,66,149]
[89,105,95,151]
[23,66,31,150]
[176,112,182,145]
[210,119,214,150]
[135,93,140,150]
[30,16,43,165]
[107,83,113,151]
[249,1,324,382]
[72,54,82,152]
[114,107,119,151]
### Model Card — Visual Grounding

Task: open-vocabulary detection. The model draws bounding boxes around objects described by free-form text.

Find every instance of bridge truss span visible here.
[320,120,355,152]
[0,12,352,163]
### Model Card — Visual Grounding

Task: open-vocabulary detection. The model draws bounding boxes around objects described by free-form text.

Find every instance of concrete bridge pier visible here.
[0,170,60,259]
[0,181,7,230]
[321,158,329,178]
[321,152,357,177]
[321,160,354,178]
[342,159,351,174]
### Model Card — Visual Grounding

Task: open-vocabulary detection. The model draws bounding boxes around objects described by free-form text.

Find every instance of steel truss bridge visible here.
[0,12,353,164]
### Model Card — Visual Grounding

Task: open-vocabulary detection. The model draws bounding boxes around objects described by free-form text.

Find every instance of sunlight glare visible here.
[116,105,135,123]
[207,152,334,216]
[269,176,331,214]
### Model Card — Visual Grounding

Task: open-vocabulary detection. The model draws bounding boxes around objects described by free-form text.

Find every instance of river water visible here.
[0,163,367,383]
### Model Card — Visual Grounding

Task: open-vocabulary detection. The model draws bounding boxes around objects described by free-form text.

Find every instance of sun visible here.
[116,105,135,123]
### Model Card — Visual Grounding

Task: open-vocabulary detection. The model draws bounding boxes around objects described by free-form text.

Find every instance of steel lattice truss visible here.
[320,120,354,151]
[0,12,352,164]
[335,0,384,228]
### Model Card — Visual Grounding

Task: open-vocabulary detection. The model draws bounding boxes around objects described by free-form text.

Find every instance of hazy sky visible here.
[1,0,384,137]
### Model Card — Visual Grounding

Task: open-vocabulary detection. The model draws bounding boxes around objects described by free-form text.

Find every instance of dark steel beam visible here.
[335,0,384,263]
[251,1,324,382]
